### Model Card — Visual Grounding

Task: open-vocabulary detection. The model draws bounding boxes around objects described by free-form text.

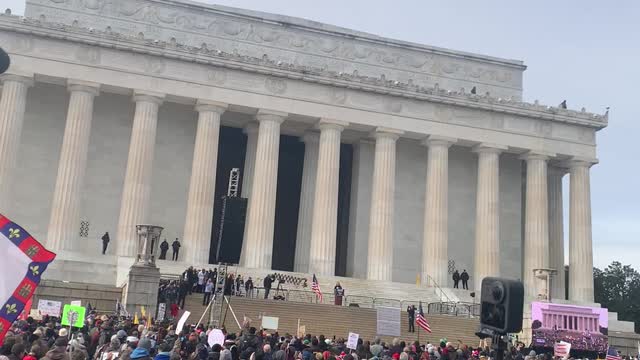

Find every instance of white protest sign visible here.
[207,329,225,347]
[176,311,191,335]
[347,332,359,350]
[70,300,81,306]
[157,303,166,321]
[37,299,62,317]
[376,306,400,336]
[261,316,279,330]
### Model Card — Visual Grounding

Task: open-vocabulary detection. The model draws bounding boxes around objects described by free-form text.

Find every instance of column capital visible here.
[133,90,165,105]
[548,165,569,177]
[243,122,259,135]
[302,131,320,144]
[317,118,348,131]
[195,99,228,114]
[421,134,457,148]
[562,157,598,169]
[519,150,556,161]
[372,127,404,140]
[472,143,508,154]
[67,80,100,96]
[256,109,287,123]
[0,73,34,87]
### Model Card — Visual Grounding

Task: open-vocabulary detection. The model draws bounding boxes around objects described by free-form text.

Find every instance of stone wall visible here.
[33,280,122,313]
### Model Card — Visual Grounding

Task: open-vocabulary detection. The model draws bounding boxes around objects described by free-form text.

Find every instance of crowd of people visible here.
[2,311,631,360]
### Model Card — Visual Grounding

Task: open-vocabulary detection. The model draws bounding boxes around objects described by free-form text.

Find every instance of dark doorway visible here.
[335,144,353,276]
[209,126,247,264]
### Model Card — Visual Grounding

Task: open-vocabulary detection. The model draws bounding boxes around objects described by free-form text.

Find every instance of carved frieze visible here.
[24,0,524,98]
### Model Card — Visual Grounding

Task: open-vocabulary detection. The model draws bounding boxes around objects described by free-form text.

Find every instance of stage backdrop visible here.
[531,301,608,353]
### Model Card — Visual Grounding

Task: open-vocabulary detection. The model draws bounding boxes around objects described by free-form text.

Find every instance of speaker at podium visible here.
[215,195,248,264]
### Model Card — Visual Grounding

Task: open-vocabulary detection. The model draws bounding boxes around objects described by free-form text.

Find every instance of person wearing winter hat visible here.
[129,338,152,360]
[42,338,70,360]
[8,343,26,360]
[58,328,69,338]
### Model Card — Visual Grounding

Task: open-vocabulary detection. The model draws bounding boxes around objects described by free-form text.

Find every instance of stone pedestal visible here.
[123,264,161,316]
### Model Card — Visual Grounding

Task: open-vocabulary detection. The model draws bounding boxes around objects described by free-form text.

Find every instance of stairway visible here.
[155,260,476,307]
[181,293,481,346]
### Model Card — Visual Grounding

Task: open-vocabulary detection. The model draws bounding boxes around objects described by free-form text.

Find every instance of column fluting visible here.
[241,122,259,198]
[0,74,33,211]
[294,132,320,273]
[366,127,403,281]
[521,151,551,299]
[421,135,456,287]
[116,91,165,257]
[568,159,595,303]
[473,144,506,291]
[548,166,567,300]
[241,110,286,269]
[46,80,100,252]
[308,119,348,276]
[182,100,227,265]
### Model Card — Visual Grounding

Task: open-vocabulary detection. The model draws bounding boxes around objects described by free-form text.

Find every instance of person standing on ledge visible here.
[461,269,470,290]
[334,282,345,306]
[159,239,169,260]
[101,232,110,255]
[172,238,181,261]
[407,304,416,333]
[452,270,460,289]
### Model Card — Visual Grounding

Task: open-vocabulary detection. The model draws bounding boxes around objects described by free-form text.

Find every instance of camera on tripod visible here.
[476,277,524,360]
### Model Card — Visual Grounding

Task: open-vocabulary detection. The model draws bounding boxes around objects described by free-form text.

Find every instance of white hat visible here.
[58,328,68,337]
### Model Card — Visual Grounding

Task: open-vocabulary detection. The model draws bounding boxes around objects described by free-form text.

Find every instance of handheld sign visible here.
[347,332,359,350]
[37,299,62,317]
[176,311,191,335]
[61,304,86,327]
[207,329,225,347]
[70,300,81,306]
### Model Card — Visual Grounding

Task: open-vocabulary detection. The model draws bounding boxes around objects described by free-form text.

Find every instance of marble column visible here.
[521,151,552,299]
[241,122,259,198]
[241,110,287,269]
[0,74,33,212]
[567,159,595,303]
[548,166,567,300]
[366,127,403,281]
[182,100,227,265]
[422,135,456,287]
[293,132,319,273]
[240,122,259,255]
[116,91,165,257]
[308,119,348,276]
[473,143,507,291]
[46,80,100,252]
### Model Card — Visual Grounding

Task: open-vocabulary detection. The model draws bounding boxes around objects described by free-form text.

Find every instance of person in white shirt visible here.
[203,278,214,305]
[197,269,205,293]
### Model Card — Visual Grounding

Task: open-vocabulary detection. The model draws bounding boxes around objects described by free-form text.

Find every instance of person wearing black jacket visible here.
[159,239,169,260]
[461,269,470,290]
[171,238,181,261]
[407,305,416,332]
[263,274,275,299]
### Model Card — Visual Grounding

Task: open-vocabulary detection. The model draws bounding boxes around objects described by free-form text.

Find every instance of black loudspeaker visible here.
[480,277,524,334]
[215,196,247,264]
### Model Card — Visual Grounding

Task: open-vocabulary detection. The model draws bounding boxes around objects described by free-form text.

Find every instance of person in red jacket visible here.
[170,303,179,319]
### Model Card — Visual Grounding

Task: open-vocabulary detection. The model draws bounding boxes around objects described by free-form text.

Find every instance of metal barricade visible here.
[373,297,402,308]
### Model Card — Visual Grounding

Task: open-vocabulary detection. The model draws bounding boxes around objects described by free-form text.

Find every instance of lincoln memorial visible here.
[0,0,607,303]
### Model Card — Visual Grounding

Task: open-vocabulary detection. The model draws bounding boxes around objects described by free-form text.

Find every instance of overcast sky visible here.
[4,0,639,270]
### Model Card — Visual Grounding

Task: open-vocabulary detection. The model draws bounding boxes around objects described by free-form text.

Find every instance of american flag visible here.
[606,347,621,360]
[553,341,571,359]
[415,301,432,333]
[311,274,323,303]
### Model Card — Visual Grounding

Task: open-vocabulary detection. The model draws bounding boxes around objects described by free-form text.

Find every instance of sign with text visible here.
[61,304,86,327]
[70,300,81,306]
[376,306,400,336]
[347,332,359,350]
[37,299,62,317]
[157,303,166,321]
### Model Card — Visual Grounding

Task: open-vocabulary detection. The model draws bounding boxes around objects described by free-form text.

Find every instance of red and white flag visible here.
[554,341,571,359]
[416,301,432,333]
[0,214,56,344]
[311,274,323,303]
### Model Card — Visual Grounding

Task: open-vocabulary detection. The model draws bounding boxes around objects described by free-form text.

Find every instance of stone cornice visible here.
[0,14,608,129]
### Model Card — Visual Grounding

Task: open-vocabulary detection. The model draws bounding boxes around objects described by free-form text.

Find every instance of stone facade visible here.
[0,0,606,302]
